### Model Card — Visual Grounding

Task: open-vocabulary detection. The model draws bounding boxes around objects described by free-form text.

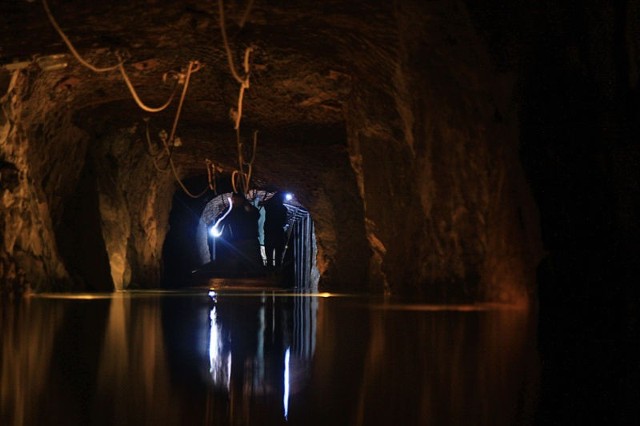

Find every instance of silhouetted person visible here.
[216,193,262,276]
[263,192,288,271]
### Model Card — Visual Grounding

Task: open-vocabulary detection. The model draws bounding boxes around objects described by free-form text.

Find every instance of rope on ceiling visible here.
[206,159,218,193]
[42,0,191,113]
[219,0,259,196]
[152,60,199,170]
[42,0,261,199]
[218,0,251,87]
[42,0,122,73]
[144,117,218,199]
[117,62,180,113]
[238,0,255,29]
[229,130,256,194]
[43,0,216,199]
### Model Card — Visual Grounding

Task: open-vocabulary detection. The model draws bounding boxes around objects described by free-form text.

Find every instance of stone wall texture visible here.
[0,0,549,302]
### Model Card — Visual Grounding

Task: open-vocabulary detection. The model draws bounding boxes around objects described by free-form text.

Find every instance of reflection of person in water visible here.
[211,294,296,414]
[263,192,289,271]
[216,193,262,276]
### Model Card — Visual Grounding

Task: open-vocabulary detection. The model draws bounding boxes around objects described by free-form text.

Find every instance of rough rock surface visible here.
[3,0,604,302]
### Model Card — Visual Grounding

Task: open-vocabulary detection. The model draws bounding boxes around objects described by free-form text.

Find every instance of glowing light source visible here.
[209,226,222,237]
[285,193,293,201]
[208,196,233,238]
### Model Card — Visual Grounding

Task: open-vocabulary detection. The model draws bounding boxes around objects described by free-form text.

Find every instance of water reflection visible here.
[200,292,316,424]
[1,292,537,425]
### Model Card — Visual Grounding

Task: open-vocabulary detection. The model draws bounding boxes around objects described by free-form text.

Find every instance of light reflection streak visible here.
[256,300,265,386]
[203,290,349,298]
[283,347,291,420]
[30,293,115,300]
[371,303,529,312]
[32,291,211,299]
[208,307,231,389]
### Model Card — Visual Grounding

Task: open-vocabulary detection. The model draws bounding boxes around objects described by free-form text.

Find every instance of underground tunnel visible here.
[1,0,639,424]
[0,0,542,302]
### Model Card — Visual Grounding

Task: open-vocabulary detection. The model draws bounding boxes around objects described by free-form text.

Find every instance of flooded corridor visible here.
[1,289,538,425]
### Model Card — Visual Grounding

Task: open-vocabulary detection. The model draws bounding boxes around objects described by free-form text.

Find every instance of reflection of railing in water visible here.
[292,293,318,360]
[206,291,318,420]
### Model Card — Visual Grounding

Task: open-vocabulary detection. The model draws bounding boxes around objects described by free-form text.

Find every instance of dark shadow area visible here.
[55,152,112,291]
[517,4,640,423]
[162,175,214,288]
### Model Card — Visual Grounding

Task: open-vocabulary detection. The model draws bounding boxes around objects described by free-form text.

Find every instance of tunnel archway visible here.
[162,183,319,291]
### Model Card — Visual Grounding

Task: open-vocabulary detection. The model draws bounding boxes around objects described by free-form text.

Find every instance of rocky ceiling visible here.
[1,0,387,179]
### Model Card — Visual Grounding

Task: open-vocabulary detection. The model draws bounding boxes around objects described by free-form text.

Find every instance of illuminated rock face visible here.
[346,2,541,301]
[17,0,634,301]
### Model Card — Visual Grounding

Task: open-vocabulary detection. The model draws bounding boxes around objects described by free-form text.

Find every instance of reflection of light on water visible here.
[256,301,265,386]
[293,295,318,360]
[208,307,231,389]
[201,290,349,298]
[31,293,115,300]
[283,347,291,420]
[371,303,529,312]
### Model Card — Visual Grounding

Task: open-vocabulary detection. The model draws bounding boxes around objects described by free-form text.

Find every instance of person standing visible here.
[263,192,289,271]
[217,192,262,276]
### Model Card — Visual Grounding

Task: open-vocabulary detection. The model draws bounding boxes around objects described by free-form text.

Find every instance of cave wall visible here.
[1,70,71,293]
[304,155,370,291]
[2,0,547,300]
[90,125,175,290]
[346,0,541,302]
[1,69,175,293]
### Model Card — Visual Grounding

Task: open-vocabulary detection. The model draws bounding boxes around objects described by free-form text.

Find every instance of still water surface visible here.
[1,289,538,425]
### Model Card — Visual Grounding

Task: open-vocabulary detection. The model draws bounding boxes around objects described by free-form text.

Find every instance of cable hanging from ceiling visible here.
[117,62,181,113]
[238,0,255,29]
[218,0,259,196]
[42,0,121,73]
[149,59,200,171]
[143,116,218,199]
[43,0,217,199]
[43,0,260,199]
[42,0,188,113]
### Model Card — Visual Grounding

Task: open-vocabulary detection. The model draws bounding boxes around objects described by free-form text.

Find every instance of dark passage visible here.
[164,188,317,290]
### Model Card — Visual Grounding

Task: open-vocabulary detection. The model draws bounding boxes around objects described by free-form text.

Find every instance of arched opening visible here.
[162,183,318,291]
